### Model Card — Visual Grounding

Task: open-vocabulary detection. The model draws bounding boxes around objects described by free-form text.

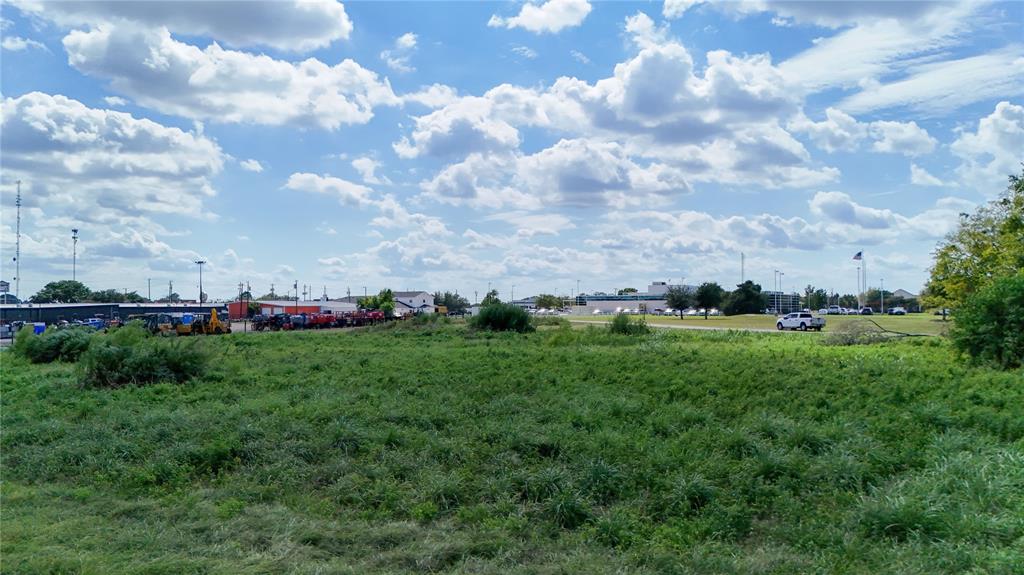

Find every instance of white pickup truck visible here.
[776,312,826,331]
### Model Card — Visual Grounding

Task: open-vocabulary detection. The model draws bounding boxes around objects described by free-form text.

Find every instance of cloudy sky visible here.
[2,0,1022,302]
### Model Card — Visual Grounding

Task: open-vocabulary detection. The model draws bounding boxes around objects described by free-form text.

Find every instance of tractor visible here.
[193,308,231,335]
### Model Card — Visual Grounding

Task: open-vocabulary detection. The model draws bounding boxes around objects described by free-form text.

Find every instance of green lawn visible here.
[571,313,950,336]
[2,323,1021,574]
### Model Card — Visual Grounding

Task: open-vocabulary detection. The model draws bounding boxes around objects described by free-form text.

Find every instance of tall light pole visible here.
[880,278,885,313]
[780,271,785,313]
[71,228,79,281]
[14,180,21,306]
[294,280,299,314]
[194,260,207,304]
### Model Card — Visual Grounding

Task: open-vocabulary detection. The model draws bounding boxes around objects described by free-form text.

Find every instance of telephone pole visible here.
[147,278,152,301]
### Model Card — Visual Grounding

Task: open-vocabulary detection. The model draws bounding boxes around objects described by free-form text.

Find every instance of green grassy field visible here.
[571,313,950,336]
[2,323,1021,574]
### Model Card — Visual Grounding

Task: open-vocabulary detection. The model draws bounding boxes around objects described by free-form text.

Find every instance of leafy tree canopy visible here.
[534,294,565,309]
[924,170,1024,310]
[665,285,694,316]
[30,280,91,303]
[481,289,501,307]
[617,288,638,295]
[433,291,470,314]
[722,281,765,316]
[694,282,725,318]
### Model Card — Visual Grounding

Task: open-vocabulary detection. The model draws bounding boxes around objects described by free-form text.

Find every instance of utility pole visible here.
[194,260,207,304]
[363,286,367,298]
[168,280,173,301]
[780,271,785,313]
[293,280,299,314]
[71,228,79,281]
[511,285,515,302]
[147,278,152,301]
[14,180,22,307]
[880,278,885,314]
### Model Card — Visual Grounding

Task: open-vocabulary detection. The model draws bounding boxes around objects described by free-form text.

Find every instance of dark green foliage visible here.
[609,312,649,335]
[79,325,208,388]
[471,303,533,332]
[3,327,1023,573]
[951,272,1024,368]
[10,326,94,363]
[694,282,725,318]
[665,285,693,315]
[432,290,470,314]
[722,281,766,315]
[29,280,91,303]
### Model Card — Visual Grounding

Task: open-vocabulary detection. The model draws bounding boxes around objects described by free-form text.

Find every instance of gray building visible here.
[0,302,230,325]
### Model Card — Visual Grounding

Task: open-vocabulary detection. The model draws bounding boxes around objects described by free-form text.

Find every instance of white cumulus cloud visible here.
[488,0,592,34]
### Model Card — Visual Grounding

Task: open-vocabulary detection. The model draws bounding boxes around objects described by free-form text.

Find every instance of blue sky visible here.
[2,0,1022,302]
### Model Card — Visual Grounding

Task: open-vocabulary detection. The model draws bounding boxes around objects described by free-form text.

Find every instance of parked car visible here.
[887,306,907,315]
[859,307,874,315]
[817,308,829,315]
[776,312,825,331]
[827,305,842,315]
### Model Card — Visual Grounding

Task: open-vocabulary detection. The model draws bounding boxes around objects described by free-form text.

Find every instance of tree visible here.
[481,289,501,307]
[722,281,765,316]
[534,294,564,310]
[838,294,859,308]
[617,287,638,295]
[157,292,181,303]
[694,282,725,319]
[950,271,1024,369]
[89,289,146,303]
[434,291,470,314]
[257,291,278,300]
[360,289,396,317]
[30,280,91,303]
[665,285,693,318]
[924,169,1024,311]
[803,285,828,310]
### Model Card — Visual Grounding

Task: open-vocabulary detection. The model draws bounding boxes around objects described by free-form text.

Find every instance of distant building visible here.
[891,289,917,299]
[763,291,801,314]
[0,302,229,324]
[228,299,356,319]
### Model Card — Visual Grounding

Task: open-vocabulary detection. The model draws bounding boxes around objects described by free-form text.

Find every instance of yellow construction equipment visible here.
[193,308,231,335]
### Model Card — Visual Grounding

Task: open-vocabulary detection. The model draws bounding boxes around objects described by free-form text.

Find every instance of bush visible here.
[10,326,95,363]
[79,335,208,388]
[471,304,534,333]
[951,272,1024,369]
[608,313,649,336]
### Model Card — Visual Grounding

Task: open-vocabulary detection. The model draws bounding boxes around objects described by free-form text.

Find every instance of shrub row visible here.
[10,326,94,363]
[78,323,208,388]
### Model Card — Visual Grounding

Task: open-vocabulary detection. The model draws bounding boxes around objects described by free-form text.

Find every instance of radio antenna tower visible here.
[14,180,22,306]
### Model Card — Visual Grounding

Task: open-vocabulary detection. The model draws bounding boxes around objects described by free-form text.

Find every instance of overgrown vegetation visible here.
[471,302,534,332]
[10,325,94,363]
[3,326,1021,573]
[608,312,649,335]
[951,272,1024,368]
[77,323,209,388]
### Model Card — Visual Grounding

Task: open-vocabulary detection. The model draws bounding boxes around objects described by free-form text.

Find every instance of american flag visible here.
[852,251,863,260]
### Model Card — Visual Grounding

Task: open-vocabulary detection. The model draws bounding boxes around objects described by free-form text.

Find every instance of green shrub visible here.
[608,313,649,336]
[951,272,1024,369]
[471,303,533,333]
[10,326,95,363]
[79,337,208,388]
[532,315,569,328]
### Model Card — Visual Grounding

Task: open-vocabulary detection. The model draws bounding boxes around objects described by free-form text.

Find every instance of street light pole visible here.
[194,260,207,304]
[71,228,79,281]
[880,278,885,314]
